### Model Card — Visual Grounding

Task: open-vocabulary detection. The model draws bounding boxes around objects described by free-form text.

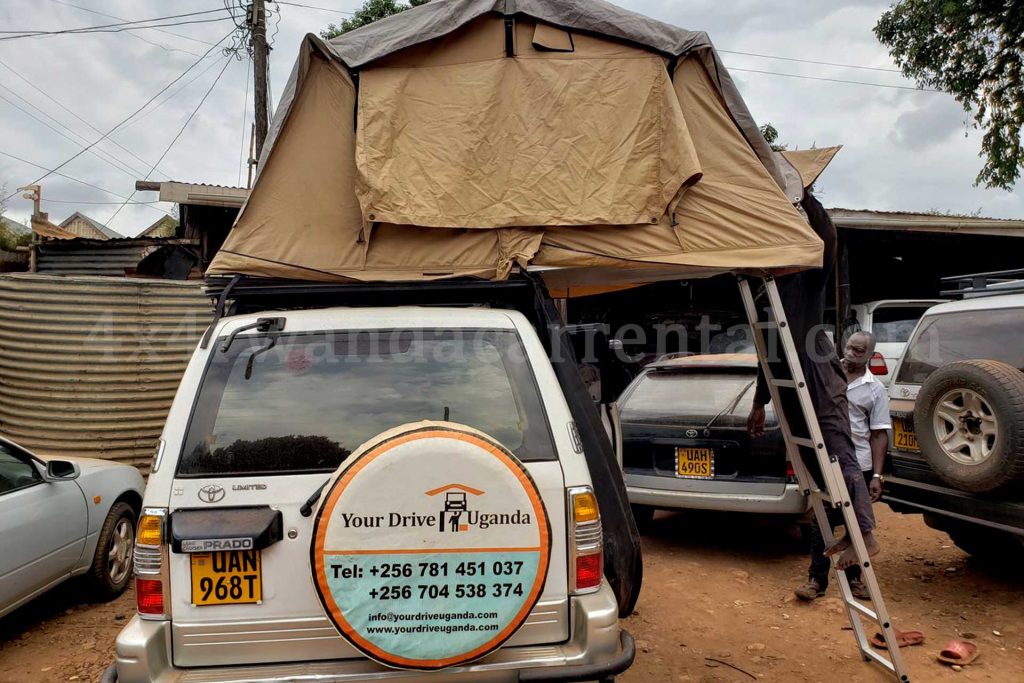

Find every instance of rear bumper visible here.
[627,481,809,514]
[110,583,632,683]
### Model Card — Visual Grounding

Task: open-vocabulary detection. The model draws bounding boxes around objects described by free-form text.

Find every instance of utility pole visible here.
[251,0,269,162]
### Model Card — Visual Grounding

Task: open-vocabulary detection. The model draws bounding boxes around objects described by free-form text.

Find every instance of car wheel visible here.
[88,501,136,600]
[914,360,1024,493]
[630,504,655,532]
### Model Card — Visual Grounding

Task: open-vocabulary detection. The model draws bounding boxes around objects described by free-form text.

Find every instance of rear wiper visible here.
[220,316,286,353]
[300,480,330,517]
[703,379,756,430]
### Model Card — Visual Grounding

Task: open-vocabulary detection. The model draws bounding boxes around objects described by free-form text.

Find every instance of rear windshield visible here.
[871,306,934,343]
[620,369,758,421]
[896,307,1024,384]
[177,329,556,477]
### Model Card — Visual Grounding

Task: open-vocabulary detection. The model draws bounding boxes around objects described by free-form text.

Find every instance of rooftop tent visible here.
[208,0,823,289]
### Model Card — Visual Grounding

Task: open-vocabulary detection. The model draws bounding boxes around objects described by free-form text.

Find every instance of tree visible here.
[321,0,430,39]
[759,123,787,151]
[875,1,1024,190]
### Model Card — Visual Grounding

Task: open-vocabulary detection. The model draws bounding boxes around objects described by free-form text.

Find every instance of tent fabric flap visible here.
[355,15,702,228]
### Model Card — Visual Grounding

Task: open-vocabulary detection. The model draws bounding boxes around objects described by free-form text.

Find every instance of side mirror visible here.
[44,459,80,481]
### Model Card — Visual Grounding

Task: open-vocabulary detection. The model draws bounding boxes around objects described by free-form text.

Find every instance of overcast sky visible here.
[0,0,1020,236]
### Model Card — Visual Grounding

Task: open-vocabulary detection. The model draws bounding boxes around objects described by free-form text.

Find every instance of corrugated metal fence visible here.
[0,274,211,470]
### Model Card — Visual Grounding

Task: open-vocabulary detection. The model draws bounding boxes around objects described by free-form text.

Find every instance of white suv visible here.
[109,306,633,682]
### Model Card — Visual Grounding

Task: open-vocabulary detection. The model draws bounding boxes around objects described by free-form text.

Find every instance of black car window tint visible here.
[177,329,556,477]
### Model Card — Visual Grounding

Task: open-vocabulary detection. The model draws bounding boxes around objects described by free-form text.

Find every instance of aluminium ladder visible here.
[737,275,910,682]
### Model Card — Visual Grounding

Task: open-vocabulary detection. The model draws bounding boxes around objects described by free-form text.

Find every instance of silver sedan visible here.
[0,436,145,618]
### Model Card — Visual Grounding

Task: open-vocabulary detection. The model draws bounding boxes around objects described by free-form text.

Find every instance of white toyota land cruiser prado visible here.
[109,292,637,683]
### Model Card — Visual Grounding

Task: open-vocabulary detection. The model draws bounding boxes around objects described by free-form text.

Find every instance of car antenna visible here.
[443,406,450,421]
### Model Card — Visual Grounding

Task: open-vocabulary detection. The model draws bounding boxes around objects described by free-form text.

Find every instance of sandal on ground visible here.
[937,639,979,666]
[870,629,925,649]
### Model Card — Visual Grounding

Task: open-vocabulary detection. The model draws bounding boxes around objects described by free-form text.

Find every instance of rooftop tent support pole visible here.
[200,274,241,349]
[503,0,515,57]
[738,275,909,682]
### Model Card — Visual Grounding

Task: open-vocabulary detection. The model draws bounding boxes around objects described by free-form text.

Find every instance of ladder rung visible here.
[846,599,878,621]
[789,436,817,448]
[753,321,778,330]
[770,379,797,388]
[862,646,898,675]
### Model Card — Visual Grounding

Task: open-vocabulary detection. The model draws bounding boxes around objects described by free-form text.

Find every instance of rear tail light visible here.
[785,461,796,481]
[567,487,603,594]
[134,508,170,619]
[868,352,888,376]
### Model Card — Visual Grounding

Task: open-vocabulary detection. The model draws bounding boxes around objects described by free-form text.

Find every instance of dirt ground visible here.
[1,506,1020,682]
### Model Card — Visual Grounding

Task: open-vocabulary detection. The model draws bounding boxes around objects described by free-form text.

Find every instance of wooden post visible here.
[251,0,269,161]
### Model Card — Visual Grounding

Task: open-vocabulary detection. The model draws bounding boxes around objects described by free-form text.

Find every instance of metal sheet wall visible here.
[37,243,155,276]
[0,274,211,470]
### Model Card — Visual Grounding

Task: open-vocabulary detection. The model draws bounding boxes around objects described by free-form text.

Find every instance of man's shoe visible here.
[848,579,871,601]
[794,579,825,601]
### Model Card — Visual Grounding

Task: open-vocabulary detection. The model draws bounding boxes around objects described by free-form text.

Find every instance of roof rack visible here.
[939,268,1024,299]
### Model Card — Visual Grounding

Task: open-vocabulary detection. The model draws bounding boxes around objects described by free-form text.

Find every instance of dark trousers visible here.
[807,470,873,586]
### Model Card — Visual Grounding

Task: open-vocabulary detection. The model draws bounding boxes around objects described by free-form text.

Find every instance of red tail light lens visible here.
[136,578,165,615]
[785,462,796,479]
[575,552,603,591]
[868,352,888,375]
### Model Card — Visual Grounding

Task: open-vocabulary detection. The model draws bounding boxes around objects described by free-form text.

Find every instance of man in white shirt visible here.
[795,330,891,601]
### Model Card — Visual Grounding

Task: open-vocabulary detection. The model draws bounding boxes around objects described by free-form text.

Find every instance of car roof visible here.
[853,299,946,313]
[648,353,758,371]
[919,292,1024,317]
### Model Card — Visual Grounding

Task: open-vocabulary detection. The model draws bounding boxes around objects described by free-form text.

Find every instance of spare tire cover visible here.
[311,421,552,670]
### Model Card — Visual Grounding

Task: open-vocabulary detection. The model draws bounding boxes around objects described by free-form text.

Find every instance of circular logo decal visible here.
[311,422,551,670]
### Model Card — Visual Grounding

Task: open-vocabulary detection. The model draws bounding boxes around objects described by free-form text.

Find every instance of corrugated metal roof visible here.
[828,208,1024,238]
[135,180,249,209]
[0,274,212,471]
[37,241,155,276]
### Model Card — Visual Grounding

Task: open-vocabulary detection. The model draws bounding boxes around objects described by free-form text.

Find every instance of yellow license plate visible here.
[190,550,262,606]
[894,418,920,453]
[676,447,714,479]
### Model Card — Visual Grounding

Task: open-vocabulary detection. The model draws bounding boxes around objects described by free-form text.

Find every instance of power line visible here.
[47,0,219,50]
[0,56,166,177]
[728,67,942,93]
[272,1,354,14]
[0,149,172,215]
[107,56,236,225]
[41,198,162,205]
[44,0,206,56]
[0,87,146,179]
[2,32,234,204]
[0,9,232,38]
[0,17,235,42]
[719,49,903,74]
[116,52,229,133]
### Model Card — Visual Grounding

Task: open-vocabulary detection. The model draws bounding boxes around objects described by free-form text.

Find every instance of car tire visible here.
[914,360,1024,493]
[630,504,655,532]
[87,501,136,600]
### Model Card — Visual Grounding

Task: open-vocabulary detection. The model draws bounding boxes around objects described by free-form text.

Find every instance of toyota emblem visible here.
[685,429,698,438]
[197,485,226,504]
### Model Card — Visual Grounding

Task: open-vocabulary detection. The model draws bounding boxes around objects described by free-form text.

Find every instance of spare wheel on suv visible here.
[915,359,1024,493]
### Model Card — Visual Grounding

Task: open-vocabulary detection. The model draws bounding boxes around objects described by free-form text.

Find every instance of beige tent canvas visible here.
[208,0,823,292]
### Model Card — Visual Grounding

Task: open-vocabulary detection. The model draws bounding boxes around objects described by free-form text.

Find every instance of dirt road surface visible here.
[1,507,1020,682]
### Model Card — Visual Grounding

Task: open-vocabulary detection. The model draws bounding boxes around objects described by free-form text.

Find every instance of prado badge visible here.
[310,422,552,670]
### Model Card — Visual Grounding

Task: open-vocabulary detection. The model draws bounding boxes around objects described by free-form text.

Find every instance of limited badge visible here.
[311,422,551,670]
